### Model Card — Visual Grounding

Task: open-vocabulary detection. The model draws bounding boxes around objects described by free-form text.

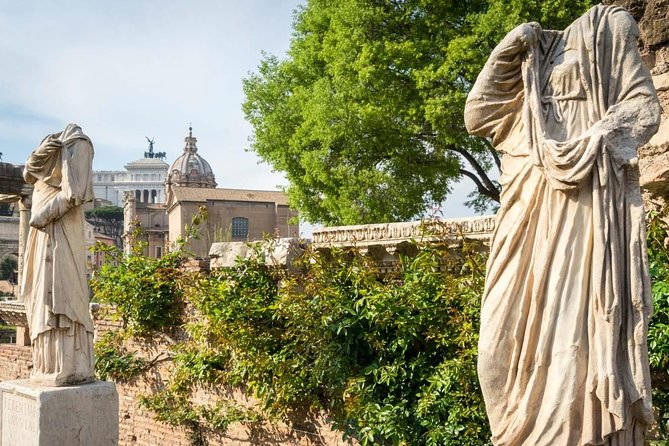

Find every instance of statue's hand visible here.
[35,137,63,156]
[29,210,48,230]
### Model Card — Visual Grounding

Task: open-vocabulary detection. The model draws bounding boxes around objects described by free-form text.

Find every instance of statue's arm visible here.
[23,136,62,185]
[29,191,72,229]
[29,139,93,229]
[464,23,541,144]
[591,10,660,165]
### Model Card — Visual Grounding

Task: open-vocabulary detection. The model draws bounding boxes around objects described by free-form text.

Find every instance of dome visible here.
[166,127,217,189]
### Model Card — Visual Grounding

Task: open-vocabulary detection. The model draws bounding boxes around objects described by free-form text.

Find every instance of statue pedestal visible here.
[0,380,118,446]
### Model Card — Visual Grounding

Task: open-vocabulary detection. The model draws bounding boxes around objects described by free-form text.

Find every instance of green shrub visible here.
[89,214,203,336]
[92,206,669,445]
[176,241,490,445]
[647,205,669,439]
[94,331,149,381]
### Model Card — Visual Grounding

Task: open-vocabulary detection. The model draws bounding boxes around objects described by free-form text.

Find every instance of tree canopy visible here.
[243,0,595,225]
[85,205,124,248]
[0,256,17,282]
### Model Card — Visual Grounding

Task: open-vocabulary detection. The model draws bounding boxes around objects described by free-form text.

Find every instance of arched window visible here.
[143,190,149,203]
[135,190,141,201]
[231,217,248,239]
[151,190,157,203]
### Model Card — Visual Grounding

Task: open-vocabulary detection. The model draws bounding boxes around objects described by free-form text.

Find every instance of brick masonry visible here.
[0,315,353,446]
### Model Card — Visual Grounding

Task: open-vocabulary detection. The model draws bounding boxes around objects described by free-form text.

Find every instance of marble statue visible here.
[464,5,660,445]
[20,123,96,386]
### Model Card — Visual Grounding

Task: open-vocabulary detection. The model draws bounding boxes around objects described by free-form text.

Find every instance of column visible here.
[18,194,31,296]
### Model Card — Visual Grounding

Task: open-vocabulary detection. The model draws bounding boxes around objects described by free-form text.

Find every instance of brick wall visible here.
[0,314,353,446]
[0,343,31,380]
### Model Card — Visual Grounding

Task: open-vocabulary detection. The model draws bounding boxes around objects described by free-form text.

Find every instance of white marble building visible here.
[93,149,169,206]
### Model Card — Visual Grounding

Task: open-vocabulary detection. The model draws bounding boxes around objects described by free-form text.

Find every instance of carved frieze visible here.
[312,215,496,248]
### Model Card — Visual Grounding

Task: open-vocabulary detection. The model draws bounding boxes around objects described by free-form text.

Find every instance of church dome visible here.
[166,127,217,189]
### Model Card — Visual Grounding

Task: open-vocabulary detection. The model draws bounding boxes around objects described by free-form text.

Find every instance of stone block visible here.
[654,71,669,91]
[262,238,304,268]
[640,150,669,194]
[14,327,30,347]
[209,241,248,269]
[209,238,304,269]
[639,0,669,47]
[0,380,118,446]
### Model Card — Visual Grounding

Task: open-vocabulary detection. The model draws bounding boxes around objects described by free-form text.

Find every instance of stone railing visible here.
[308,215,495,269]
[312,215,495,248]
[0,301,26,327]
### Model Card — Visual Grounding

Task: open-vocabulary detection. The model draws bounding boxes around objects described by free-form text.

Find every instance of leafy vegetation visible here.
[94,331,150,381]
[88,211,204,336]
[180,240,488,444]
[92,204,669,445]
[85,205,124,247]
[0,256,17,281]
[242,0,596,224]
[93,229,491,445]
[647,204,669,440]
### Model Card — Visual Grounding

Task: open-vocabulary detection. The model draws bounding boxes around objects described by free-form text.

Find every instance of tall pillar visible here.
[17,194,31,297]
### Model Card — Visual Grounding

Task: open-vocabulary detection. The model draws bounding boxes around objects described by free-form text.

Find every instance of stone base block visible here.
[0,379,118,446]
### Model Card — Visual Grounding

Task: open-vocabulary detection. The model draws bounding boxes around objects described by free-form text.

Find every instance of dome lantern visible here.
[165,126,217,189]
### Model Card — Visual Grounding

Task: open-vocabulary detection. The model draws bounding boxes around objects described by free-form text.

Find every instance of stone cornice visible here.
[0,301,27,327]
[312,215,496,249]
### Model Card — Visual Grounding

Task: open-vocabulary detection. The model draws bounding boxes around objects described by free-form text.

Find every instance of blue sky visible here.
[0,0,474,229]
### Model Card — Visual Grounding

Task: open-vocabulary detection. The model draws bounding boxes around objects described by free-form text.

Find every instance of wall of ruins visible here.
[604,0,669,201]
[0,313,352,446]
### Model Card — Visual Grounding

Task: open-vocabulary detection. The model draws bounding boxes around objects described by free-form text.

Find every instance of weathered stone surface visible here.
[639,0,669,47]
[603,0,647,19]
[22,124,96,387]
[640,117,669,193]
[262,238,304,268]
[465,6,658,445]
[0,380,119,446]
[604,0,669,46]
[312,216,495,248]
[640,150,669,194]
[209,238,304,269]
[654,71,669,90]
[209,241,248,269]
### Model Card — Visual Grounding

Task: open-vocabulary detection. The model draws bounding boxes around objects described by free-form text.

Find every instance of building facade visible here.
[166,186,299,258]
[93,144,169,206]
[120,128,298,259]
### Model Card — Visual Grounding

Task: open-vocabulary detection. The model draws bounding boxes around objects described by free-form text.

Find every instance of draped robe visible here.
[464,6,660,445]
[21,123,96,386]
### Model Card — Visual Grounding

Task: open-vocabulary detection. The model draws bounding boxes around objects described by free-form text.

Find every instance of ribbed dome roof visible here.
[166,127,217,189]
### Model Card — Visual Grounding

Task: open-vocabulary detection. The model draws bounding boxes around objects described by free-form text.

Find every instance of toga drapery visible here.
[465,5,660,445]
[21,123,96,386]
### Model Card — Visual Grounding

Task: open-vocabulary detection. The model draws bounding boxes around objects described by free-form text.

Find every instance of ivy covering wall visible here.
[90,210,669,446]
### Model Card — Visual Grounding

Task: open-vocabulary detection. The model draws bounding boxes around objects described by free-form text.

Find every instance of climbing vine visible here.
[90,207,669,445]
[91,223,490,445]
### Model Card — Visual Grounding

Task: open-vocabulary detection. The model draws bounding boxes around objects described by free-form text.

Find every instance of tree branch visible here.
[459,168,486,193]
[452,147,500,201]
[482,138,501,170]
[458,168,500,202]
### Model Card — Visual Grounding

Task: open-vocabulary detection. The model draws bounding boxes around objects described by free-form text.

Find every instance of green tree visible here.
[0,203,13,217]
[0,256,17,281]
[85,205,124,247]
[243,0,595,225]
